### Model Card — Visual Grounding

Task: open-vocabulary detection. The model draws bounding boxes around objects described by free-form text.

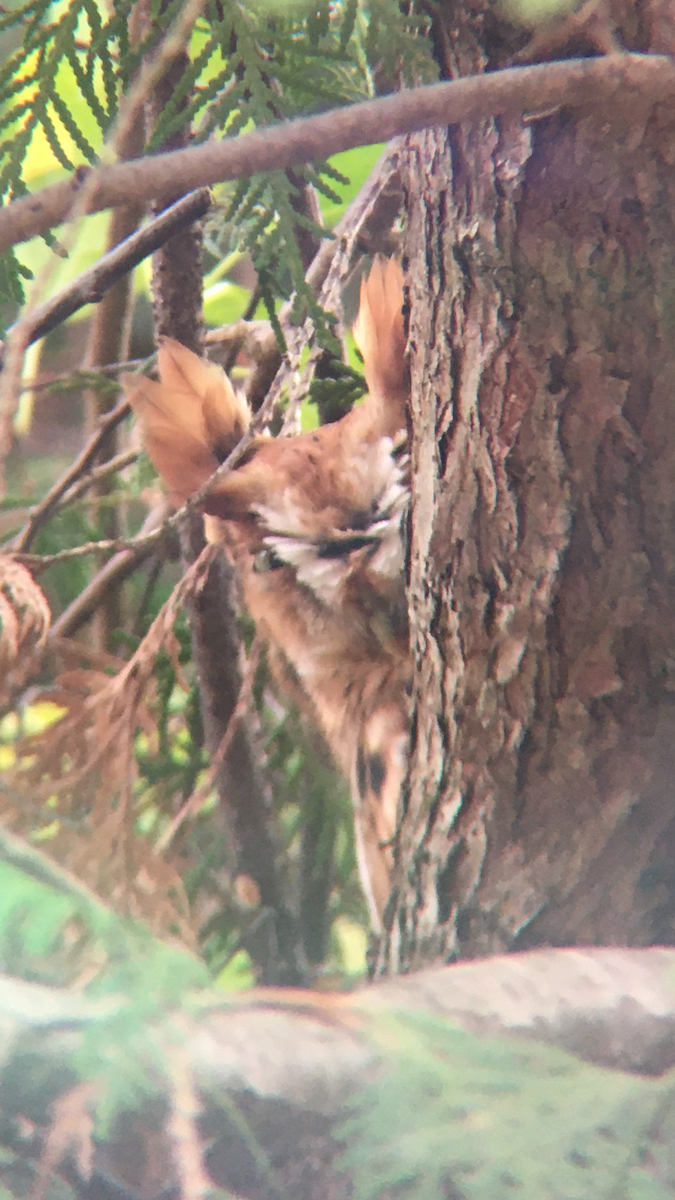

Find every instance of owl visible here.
[124,259,410,928]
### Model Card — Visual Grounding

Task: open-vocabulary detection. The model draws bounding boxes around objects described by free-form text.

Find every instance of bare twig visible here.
[19,359,147,395]
[1,190,212,359]
[10,398,134,553]
[58,449,138,507]
[14,525,164,570]
[47,501,171,640]
[1,55,672,255]
[156,640,261,854]
[4,452,140,561]
[204,319,272,350]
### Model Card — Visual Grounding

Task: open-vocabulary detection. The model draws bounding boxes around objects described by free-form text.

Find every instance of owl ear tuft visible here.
[352,258,408,435]
[122,339,250,505]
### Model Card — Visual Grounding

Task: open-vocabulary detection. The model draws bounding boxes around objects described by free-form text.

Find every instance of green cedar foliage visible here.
[340,1010,675,1200]
[0,823,208,994]
[0,825,213,1176]
[0,0,435,330]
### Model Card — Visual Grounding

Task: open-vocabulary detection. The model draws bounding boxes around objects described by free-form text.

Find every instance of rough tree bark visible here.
[380,0,675,972]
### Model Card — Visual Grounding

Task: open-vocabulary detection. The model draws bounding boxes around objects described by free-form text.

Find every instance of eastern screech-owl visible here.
[124,259,410,928]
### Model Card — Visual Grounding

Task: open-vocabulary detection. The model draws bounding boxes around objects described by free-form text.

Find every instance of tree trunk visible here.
[380,1,675,972]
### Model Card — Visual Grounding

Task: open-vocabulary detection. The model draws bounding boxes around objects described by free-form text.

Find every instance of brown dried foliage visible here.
[2,545,220,942]
[0,557,51,704]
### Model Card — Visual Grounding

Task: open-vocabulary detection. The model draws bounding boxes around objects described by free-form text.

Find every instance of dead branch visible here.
[0,190,211,358]
[13,531,159,570]
[47,501,171,639]
[10,397,134,553]
[1,55,672,255]
[155,640,261,855]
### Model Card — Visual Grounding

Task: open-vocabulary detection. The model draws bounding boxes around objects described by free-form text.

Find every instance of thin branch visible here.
[47,501,171,640]
[11,469,234,570]
[204,319,271,348]
[1,190,212,357]
[1,55,672,255]
[14,528,162,569]
[19,359,147,395]
[10,397,134,553]
[56,449,138,508]
[155,640,261,855]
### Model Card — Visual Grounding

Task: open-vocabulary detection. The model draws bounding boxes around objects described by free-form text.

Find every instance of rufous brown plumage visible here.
[123,258,410,928]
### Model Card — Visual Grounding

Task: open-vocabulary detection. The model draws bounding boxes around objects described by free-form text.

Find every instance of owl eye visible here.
[252,548,284,573]
[316,532,377,559]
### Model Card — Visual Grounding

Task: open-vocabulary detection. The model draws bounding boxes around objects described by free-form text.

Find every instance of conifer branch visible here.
[1,55,673,254]
[1,189,212,356]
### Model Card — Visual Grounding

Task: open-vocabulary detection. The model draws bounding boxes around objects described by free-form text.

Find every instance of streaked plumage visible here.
[123,259,410,928]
